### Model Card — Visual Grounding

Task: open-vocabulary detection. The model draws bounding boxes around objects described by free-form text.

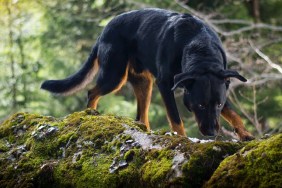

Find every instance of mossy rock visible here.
[205,134,282,188]
[0,110,280,187]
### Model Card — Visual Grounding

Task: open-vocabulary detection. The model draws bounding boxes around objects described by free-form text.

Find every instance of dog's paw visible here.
[238,132,255,141]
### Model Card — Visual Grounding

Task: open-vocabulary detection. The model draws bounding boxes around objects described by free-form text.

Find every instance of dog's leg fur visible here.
[157,81,186,136]
[128,69,153,131]
[87,66,129,108]
[87,42,129,108]
[221,105,254,141]
[87,86,102,109]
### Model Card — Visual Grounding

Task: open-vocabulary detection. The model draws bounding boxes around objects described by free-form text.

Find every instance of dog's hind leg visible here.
[128,69,153,131]
[87,43,129,109]
[221,103,254,141]
[157,80,186,136]
[86,86,102,109]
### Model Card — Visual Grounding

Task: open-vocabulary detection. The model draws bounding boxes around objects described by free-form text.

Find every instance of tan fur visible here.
[221,106,254,140]
[111,64,129,93]
[63,58,99,96]
[128,67,153,131]
[87,64,129,108]
[87,86,101,109]
[166,114,186,136]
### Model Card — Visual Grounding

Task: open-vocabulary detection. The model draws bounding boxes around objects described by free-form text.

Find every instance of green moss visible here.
[57,131,78,146]
[181,141,244,187]
[141,153,172,187]
[0,110,150,187]
[1,110,281,187]
[124,150,135,161]
[0,140,9,152]
[206,134,282,187]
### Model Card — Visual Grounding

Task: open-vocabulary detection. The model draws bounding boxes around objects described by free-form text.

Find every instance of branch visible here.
[257,38,282,49]
[175,1,282,36]
[229,90,255,126]
[210,19,252,25]
[221,127,239,140]
[217,23,282,37]
[230,74,282,89]
[175,0,206,19]
[249,40,282,74]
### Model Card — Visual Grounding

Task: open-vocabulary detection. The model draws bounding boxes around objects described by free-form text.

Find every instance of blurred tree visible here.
[0,0,44,117]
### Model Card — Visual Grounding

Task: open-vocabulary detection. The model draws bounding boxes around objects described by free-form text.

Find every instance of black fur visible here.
[41,44,98,94]
[41,8,247,136]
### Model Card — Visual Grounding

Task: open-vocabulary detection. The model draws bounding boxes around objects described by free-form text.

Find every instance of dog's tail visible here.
[41,44,99,96]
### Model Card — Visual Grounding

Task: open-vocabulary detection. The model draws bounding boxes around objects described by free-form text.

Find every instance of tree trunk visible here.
[251,0,261,23]
[7,1,17,110]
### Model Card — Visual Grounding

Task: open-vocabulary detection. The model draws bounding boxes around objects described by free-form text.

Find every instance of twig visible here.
[257,38,282,49]
[229,90,255,126]
[210,19,252,25]
[221,126,238,140]
[176,0,282,37]
[252,84,262,135]
[249,40,282,74]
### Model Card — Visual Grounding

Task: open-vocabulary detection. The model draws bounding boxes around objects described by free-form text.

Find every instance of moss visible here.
[181,141,244,187]
[57,131,78,146]
[0,110,281,187]
[124,149,135,161]
[140,149,174,187]
[205,134,282,187]
[0,109,149,187]
[0,140,9,152]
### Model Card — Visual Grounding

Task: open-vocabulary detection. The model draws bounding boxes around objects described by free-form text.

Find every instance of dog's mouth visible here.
[193,113,220,137]
[199,127,218,137]
[197,119,220,137]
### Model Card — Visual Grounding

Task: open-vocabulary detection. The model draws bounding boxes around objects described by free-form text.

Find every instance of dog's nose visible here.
[203,128,218,136]
[199,119,220,137]
[200,125,218,136]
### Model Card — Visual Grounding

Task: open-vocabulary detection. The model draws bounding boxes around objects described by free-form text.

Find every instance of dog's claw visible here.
[241,135,255,141]
[239,132,255,141]
[87,90,92,98]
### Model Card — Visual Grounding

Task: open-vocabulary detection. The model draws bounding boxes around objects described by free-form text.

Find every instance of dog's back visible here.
[98,8,213,76]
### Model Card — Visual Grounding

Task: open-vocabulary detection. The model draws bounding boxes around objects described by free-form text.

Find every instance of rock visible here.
[205,134,282,188]
[31,123,59,140]
[0,110,280,188]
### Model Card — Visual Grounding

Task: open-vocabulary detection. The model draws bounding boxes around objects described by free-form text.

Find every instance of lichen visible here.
[205,134,282,187]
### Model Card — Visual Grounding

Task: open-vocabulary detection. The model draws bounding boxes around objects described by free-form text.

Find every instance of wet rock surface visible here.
[31,123,59,140]
[0,110,281,188]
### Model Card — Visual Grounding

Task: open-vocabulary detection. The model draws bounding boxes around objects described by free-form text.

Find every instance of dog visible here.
[41,8,254,141]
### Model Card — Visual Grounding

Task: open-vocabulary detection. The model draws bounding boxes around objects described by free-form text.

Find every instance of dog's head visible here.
[172,69,247,137]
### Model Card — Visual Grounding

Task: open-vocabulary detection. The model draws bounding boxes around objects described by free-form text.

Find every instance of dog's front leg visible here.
[221,105,254,141]
[157,81,186,136]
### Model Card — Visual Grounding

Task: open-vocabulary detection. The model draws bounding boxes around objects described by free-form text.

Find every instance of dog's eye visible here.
[217,103,223,108]
[184,88,189,94]
[198,104,206,110]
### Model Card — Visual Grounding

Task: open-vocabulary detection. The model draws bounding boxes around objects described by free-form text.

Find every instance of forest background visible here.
[0,0,281,139]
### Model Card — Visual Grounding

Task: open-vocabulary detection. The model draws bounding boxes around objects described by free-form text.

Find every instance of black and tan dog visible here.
[41,8,254,140]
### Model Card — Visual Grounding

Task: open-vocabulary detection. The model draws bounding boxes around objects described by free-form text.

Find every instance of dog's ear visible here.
[221,70,247,82]
[172,72,196,91]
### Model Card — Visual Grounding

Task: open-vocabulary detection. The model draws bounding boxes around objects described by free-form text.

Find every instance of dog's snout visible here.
[199,119,219,137]
[202,128,218,136]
